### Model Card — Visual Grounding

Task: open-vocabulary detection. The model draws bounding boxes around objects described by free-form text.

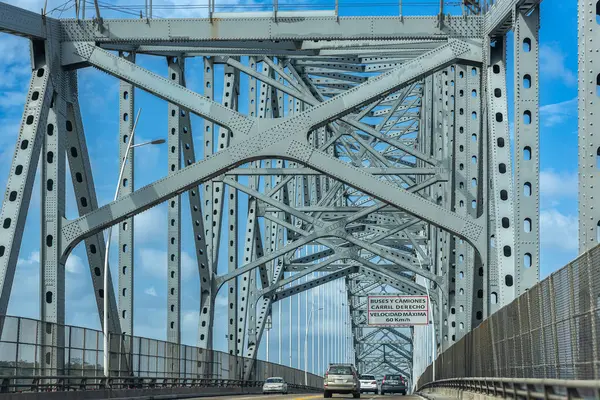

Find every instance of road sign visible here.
[367,295,429,326]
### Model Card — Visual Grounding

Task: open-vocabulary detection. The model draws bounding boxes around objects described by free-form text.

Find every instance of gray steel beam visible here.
[269,267,357,302]
[484,0,541,36]
[60,16,483,43]
[225,167,441,176]
[173,61,213,353]
[0,47,53,322]
[237,56,259,357]
[452,65,470,342]
[487,38,516,308]
[513,6,540,294]
[166,57,182,354]
[117,51,135,338]
[0,2,47,38]
[578,0,600,253]
[197,55,216,354]
[467,65,485,328]
[41,79,67,376]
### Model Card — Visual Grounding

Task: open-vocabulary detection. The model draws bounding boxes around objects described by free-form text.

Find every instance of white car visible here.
[359,374,378,394]
[262,377,288,394]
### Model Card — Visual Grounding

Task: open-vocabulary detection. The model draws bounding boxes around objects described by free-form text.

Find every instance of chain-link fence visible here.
[418,244,600,388]
[0,315,323,388]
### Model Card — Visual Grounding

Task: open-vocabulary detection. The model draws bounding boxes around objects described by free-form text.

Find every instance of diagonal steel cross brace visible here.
[59,39,486,266]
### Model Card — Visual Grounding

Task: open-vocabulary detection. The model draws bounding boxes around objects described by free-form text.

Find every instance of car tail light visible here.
[371,381,377,385]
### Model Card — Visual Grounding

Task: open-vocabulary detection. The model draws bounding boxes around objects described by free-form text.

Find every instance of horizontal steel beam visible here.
[484,0,542,36]
[225,167,442,176]
[60,16,483,43]
[0,2,47,38]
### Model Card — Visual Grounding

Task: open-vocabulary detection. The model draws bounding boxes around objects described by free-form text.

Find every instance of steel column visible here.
[117,51,135,338]
[514,6,540,293]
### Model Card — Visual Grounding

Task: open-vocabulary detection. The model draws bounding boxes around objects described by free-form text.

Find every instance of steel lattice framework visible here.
[0,0,548,381]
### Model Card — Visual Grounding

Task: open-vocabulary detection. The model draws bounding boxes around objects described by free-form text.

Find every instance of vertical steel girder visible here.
[198,56,215,353]
[0,42,52,320]
[578,0,598,252]
[513,6,540,294]
[487,37,517,309]
[118,51,135,338]
[172,61,212,352]
[452,65,472,342]
[220,62,241,357]
[41,76,67,376]
[236,58,259,358]
[166,57,183,373]
[467,65,485,329]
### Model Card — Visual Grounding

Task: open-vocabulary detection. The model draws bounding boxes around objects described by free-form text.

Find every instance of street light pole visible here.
[103,110,165,378]
[305,305,323,385]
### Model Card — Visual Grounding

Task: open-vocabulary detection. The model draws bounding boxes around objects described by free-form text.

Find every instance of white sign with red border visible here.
[367,295,429,326]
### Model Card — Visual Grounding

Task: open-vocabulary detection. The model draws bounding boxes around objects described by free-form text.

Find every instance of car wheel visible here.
[353,392,360,398]
[324,390,332,398]
[381,391,385,395]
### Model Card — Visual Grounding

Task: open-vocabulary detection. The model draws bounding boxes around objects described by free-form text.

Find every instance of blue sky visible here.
[0,0,579,373]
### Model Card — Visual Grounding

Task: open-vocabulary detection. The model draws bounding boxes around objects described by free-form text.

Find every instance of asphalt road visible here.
[192,394,425,400]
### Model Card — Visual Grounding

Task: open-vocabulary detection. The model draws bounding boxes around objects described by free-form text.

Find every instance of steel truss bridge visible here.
[0,0,597,398]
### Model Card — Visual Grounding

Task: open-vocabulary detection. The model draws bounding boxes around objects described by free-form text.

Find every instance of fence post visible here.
[548,276,560,379]
[586,250,598,379]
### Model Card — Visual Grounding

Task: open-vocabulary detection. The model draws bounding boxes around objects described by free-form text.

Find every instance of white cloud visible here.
[540,44,577,86]
[9,251,40,318]
[18,250,40,266]
[540,209,578,251]
[144,286,158,297]
[65,253,84,274]
[181,251,197,278]
[134,205,168,244]
[540,169,577,199]
[106,206,167,250]
[540,97,577,127]
[139,248,195,279]
[8,0,46,12]
[0,91,27,109]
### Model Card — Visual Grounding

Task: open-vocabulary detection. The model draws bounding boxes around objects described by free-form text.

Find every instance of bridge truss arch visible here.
[0,0,542,382]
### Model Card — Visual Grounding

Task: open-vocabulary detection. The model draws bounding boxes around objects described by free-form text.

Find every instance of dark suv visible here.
[380,374,407,395]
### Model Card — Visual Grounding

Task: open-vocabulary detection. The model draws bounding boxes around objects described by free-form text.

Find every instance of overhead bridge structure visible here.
[0,0,599,398]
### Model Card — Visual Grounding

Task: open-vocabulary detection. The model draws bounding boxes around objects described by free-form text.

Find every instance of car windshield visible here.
[360,375,375,380]
[385,375,402,380]
[328,366,353,375]
[265,378,283,383]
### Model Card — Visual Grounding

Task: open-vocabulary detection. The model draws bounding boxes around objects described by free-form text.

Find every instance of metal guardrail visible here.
[0,375,320,393]
[0,315,323,394]
[418,377,600,400]
[417,244,600,387]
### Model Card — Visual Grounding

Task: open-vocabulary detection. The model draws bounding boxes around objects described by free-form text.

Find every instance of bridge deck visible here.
[193,395,429,400]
